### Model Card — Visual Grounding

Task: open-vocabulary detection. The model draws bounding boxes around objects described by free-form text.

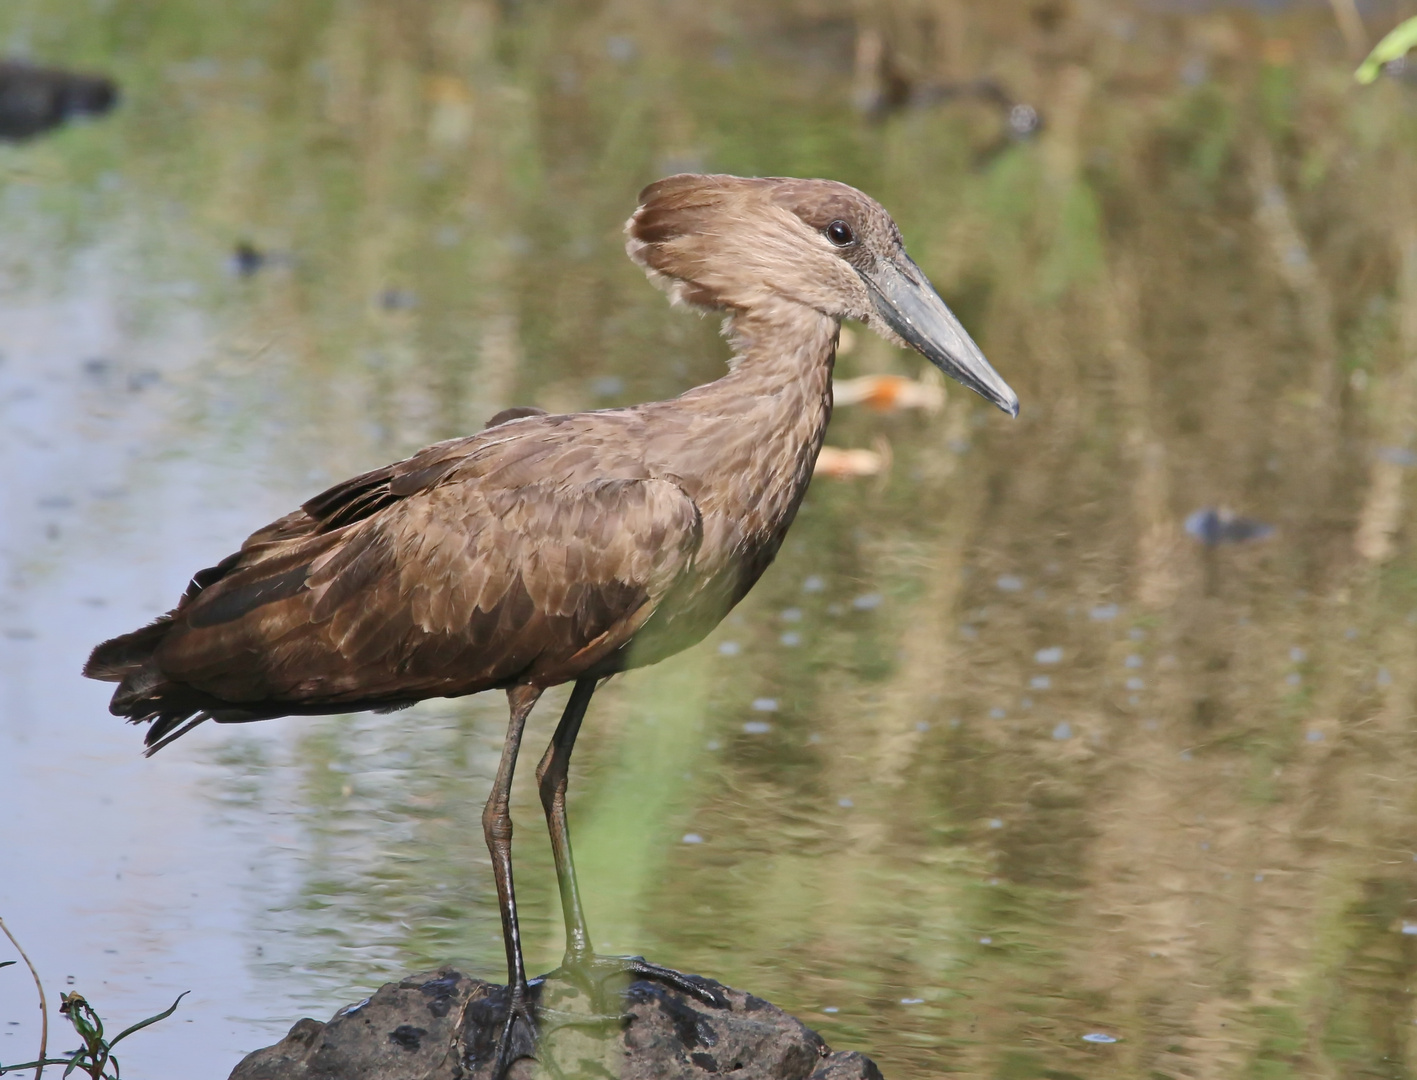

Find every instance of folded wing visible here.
[85,420,703,747]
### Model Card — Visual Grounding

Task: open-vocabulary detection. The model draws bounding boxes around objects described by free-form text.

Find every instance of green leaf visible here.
[1355,15,1417,83]
[68,1008,98,1045]
[0,1057,82,1073]
[107,992,188,1048]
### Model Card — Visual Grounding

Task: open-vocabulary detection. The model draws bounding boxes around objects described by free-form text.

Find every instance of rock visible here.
[229,967,884,1080]
[0,62,118,141]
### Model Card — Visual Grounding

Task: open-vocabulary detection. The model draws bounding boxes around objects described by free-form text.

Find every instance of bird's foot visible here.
[487,982,540,1080]
[548,952,730,1014]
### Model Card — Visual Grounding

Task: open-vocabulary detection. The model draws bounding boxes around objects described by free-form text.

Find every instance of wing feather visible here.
[138,423,701,710]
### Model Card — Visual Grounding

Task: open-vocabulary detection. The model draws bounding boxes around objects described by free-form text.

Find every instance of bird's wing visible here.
[133,426,702,708]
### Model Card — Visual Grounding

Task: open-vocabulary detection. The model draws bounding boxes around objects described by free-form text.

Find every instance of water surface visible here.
[3,2,1417,1077]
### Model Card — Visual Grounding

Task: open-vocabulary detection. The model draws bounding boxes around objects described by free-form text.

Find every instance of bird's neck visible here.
[722,301,840,386]
[668,301,837,520]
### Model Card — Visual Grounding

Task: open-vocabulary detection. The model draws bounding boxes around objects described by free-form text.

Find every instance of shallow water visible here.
[3,1,1417,1077]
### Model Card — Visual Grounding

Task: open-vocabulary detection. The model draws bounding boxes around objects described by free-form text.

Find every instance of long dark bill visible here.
[861,256,1019,417]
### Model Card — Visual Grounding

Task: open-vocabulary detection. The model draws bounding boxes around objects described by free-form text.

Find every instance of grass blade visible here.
[107,993,188,1049]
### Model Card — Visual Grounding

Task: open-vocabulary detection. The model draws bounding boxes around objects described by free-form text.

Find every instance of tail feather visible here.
[83,617,172,683]
[86,617,214,753]
[142,712,211,756]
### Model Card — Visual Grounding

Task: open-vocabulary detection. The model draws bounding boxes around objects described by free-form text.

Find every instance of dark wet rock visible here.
[228,967,883,1080]
[0,61,118,141]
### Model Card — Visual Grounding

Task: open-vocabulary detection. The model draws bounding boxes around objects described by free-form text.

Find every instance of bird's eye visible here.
[826,220,855,246]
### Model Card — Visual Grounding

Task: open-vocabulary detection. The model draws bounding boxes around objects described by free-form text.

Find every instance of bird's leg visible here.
[533,677,729,1014]
[535,676,596,966]
[483,684,543,1078]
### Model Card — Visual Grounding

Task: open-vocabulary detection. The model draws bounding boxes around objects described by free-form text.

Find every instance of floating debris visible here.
[1035,646,1064,664]
[1081,1032,1119,1044]
[750,698,778,713]
[0,61,118,141]
[229,241,293,278]
[1185,507,1274,546]
[814,441,891,479]
[852,593,883,611]
[742,720,772,735]
[832,372,945,413]
[681,833,704,845]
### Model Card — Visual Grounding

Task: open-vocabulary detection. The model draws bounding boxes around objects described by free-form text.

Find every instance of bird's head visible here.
[626,173,1018,416]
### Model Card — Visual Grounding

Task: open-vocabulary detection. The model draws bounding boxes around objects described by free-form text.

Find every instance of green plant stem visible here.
[0,918,47,1080]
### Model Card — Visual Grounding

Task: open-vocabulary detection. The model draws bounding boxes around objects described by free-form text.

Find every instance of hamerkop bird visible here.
[85,174,1018,1074]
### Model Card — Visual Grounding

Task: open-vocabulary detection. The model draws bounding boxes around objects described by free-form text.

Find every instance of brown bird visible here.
[84,174,1017,1075]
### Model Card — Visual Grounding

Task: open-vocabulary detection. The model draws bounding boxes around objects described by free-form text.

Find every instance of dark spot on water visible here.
[231,241,266,277]
[0,62,118,141]
[1185,507,1273,546]
[388,1024,426,1051]
[378,287,418,310]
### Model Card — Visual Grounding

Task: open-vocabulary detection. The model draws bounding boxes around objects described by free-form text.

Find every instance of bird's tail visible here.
[83,616,170,685]
[84,617,209,754]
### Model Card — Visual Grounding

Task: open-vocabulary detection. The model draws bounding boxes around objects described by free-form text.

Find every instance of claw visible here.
[467,981,540,1080]
[547,954,730,1014]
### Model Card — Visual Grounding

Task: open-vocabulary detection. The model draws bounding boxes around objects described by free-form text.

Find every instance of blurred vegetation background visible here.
[4,0,1417,1076]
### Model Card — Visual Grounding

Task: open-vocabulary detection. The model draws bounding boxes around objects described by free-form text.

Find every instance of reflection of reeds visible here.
[1356,221,1417,562]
